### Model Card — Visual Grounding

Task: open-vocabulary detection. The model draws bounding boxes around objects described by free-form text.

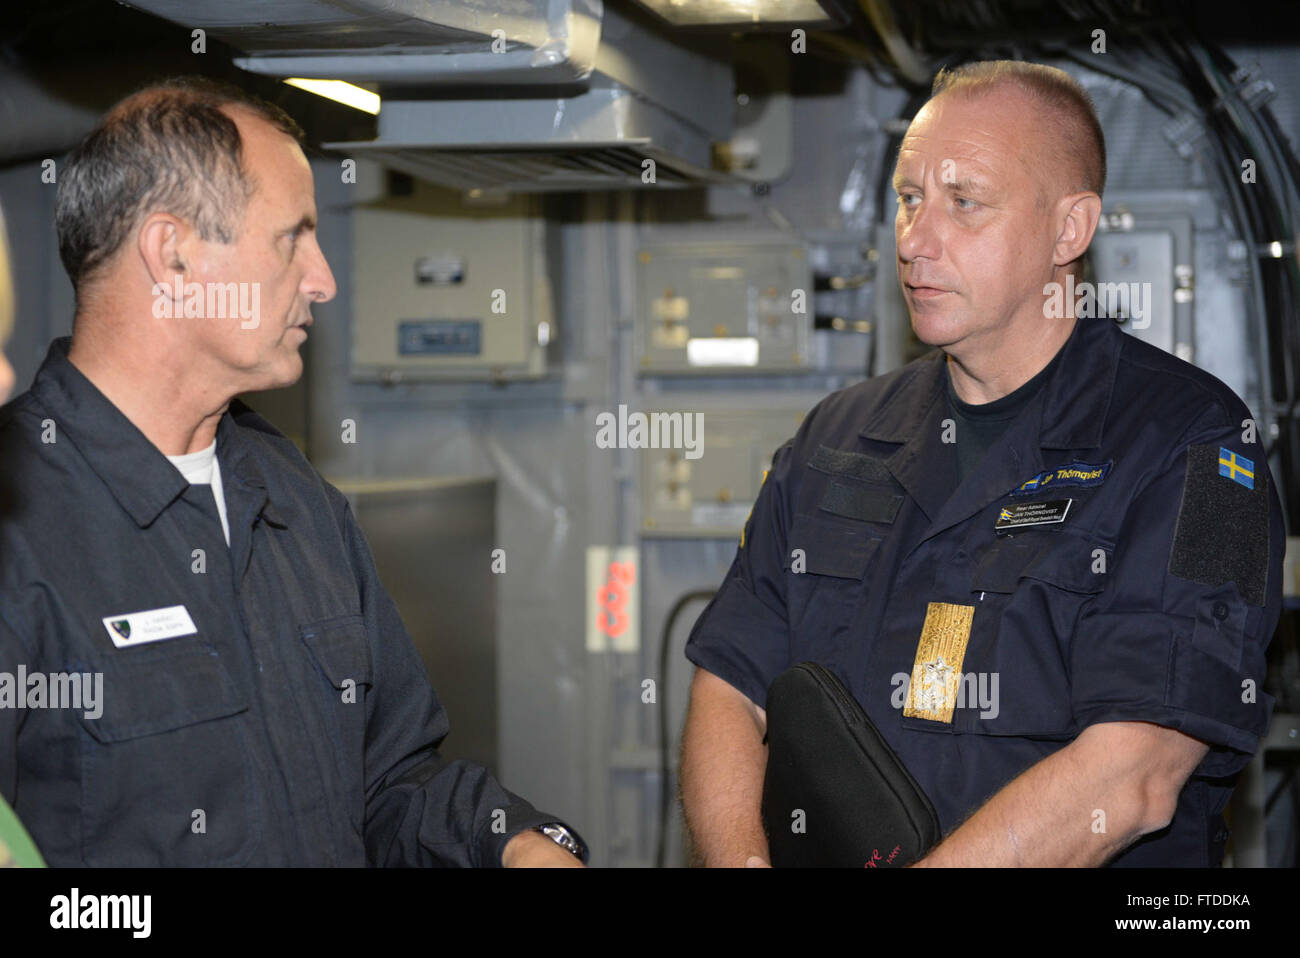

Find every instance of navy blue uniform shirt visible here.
[687,314,1283,866]
[0,338,577,866]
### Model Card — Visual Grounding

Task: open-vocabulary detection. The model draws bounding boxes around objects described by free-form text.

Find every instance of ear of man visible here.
[137,213,191,306]
[1050,190,1102,271]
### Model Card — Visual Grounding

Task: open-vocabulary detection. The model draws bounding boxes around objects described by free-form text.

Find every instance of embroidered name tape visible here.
[1010,460,1111,496]
[101,605,198,649]
[995,499,1072,531]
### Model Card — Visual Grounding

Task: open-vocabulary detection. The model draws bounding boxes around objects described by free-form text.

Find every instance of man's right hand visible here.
[679,668,770,867]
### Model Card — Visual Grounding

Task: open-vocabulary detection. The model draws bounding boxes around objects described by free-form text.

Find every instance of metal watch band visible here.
[535,823,585,860]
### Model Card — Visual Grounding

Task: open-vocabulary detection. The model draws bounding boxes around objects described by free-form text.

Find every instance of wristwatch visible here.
[534,823,586,860]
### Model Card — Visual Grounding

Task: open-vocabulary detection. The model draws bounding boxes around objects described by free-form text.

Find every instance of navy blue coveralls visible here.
[686,314,1283,866]
[0,338,577,866]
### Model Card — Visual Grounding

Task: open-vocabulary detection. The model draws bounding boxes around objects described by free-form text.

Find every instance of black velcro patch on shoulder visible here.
[809,445,893,482]
[1168,444,1270,606]
[820,480,903,523]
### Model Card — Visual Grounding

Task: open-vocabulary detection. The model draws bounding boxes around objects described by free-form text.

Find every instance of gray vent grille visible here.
[351,146,720,192]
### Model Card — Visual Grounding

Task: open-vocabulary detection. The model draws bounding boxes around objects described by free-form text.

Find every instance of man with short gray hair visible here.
[0,77,584,867]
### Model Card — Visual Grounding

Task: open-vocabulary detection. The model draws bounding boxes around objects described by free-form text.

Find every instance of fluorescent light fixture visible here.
[284,78,380,115]
[687,337,759,366]
[632,0,838,26]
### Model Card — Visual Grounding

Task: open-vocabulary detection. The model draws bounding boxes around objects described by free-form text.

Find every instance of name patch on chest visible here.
[101,605,198,649]
[1010,460,1111,496]
[995,499,1072,531]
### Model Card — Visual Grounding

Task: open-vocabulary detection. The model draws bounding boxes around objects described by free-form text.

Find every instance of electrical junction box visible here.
[638,407,810,537]
[1090,192,1197,361]
[635,240,812,374]
[351,178,551,382]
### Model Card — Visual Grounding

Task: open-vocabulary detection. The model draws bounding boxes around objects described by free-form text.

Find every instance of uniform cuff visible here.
[684,641,772,712]
[478,804,589,867]
[1072,611,1275,778]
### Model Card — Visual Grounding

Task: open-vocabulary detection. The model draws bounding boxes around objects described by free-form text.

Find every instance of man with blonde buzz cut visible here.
[681,60,1282,868]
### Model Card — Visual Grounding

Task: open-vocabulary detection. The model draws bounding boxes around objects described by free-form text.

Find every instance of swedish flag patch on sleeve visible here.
[1169,444,1270,605]
[1217,447,1254,489]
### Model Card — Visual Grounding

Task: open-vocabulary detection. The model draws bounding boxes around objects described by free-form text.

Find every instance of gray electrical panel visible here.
[635,240,813,374]
[351,179,551,382]
[639,407,810,537]
[1091,192,1197,360]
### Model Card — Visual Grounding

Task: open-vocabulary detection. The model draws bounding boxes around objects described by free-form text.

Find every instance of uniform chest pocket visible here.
[299,615,374,780]
[951,532,1110,737]
[971,531,1110,595]
[783,513,881,658]
[78,646,257,866]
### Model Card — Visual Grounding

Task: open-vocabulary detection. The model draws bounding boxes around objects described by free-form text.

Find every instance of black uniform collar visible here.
[28,337,263,531]
[858,315,1122,450]
[852,316,1124,527]
[1035,316,1122,449]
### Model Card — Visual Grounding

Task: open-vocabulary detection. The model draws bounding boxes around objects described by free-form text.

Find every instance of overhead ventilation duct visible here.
[118,0,736,191]
[117,0,604,84]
